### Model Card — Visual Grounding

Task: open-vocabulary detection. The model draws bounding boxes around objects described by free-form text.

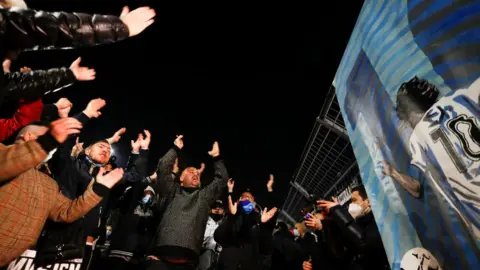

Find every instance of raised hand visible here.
[332,196,339,204]
[305,214,322,230]
[120,6,156,37]
[131,133,142,152]
[174,135,184,149]
[261,207,278,223]
[69,57,96,81]
[49,118,83,143]
[208,141,220,157]
[227,178,235,193]
[108,127,127,144]
[72,137,84,157]
[3,59,11,72]
[303,261,313,270]
[267,174,274,192]
[96,167,124,189]
[228,194,238,215]
[316,200,339,213]
[198,163,205,174]
[83,98,106,118]
[140,129,151,149]
[55,98,73,118]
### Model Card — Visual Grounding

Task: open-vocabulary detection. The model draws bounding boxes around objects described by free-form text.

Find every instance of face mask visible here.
[43,148,57,163]
[142,194,152,205]
[86,156,104,167]
[210,213,223,222]
[293,229,300,237]
[348,202,364,218]
[106,230,112,237]
[239,200,255,214]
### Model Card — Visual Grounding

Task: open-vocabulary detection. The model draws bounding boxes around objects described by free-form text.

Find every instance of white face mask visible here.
[43,148,57,163]
[142,194,152,204]
[293,229,300,237]
[348,202,364,218]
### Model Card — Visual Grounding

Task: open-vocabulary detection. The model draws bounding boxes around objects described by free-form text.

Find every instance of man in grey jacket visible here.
[147,135,229,270]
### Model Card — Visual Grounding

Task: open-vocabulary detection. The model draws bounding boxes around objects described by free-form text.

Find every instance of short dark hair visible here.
[240,189,255,198]
[396,76,440,121]
[352,184,368,201]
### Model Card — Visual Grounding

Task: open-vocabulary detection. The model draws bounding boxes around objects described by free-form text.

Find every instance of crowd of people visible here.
[0,1,392,270]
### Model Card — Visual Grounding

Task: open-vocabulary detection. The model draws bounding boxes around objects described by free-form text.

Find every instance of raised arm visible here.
[3,58,94,102]
[0,6,155,52]
[50,167,124,223]
[120,130,151,184]
[155,135,183,195]
[202,142,229,205]
[265,174,279,209]
[0,117,81,182]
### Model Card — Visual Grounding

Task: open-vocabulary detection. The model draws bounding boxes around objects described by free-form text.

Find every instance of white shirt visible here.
[408,77,480,234]
[203,216,222,252]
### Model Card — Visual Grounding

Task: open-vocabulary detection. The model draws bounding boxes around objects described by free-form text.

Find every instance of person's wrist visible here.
[82,109,94,118]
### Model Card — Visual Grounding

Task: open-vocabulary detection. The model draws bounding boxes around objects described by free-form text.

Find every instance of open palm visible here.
[261,207,278,223]
[120,6,156,37]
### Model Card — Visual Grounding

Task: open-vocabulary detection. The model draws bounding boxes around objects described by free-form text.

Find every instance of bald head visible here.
[0,0,27,8]
[16,123,48,142]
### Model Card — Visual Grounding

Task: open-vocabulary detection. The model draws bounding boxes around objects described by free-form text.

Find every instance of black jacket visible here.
[330,206,390,270]
[108,181,158,263]
[34,113,148,265]
[0,7,129,106]
[214,211,275,270]
[151,146,229,263]
[3,68,75,103]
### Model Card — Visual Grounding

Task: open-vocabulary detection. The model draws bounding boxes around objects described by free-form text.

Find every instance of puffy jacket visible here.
[0,7,130,106]
[3,68,75,103]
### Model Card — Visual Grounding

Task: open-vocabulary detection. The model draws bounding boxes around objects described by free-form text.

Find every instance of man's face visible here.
[180,167,200,188]
[86,142,111,164]
[351,191,370,211]
[211,207,224,215]
[294,222,305,236]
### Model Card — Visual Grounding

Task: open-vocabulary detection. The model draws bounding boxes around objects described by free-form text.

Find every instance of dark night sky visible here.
[14,0,363,206]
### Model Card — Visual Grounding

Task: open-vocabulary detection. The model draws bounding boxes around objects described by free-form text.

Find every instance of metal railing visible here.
[279,86,360,224]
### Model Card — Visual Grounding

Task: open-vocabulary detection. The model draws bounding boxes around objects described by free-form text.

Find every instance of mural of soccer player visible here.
[383,76,480,242]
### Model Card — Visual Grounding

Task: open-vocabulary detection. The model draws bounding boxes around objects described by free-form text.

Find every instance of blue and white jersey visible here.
[409,77,480,236]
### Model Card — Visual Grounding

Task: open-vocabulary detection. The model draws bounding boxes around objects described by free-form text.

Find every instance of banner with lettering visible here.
[333,0,480,269]
[7,250,82,270]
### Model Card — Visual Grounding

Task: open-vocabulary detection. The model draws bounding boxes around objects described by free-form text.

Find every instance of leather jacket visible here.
[0,7,130,106]
[3,68,75,102]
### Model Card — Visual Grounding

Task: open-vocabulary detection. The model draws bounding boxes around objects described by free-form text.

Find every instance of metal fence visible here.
[279,85,361,225]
